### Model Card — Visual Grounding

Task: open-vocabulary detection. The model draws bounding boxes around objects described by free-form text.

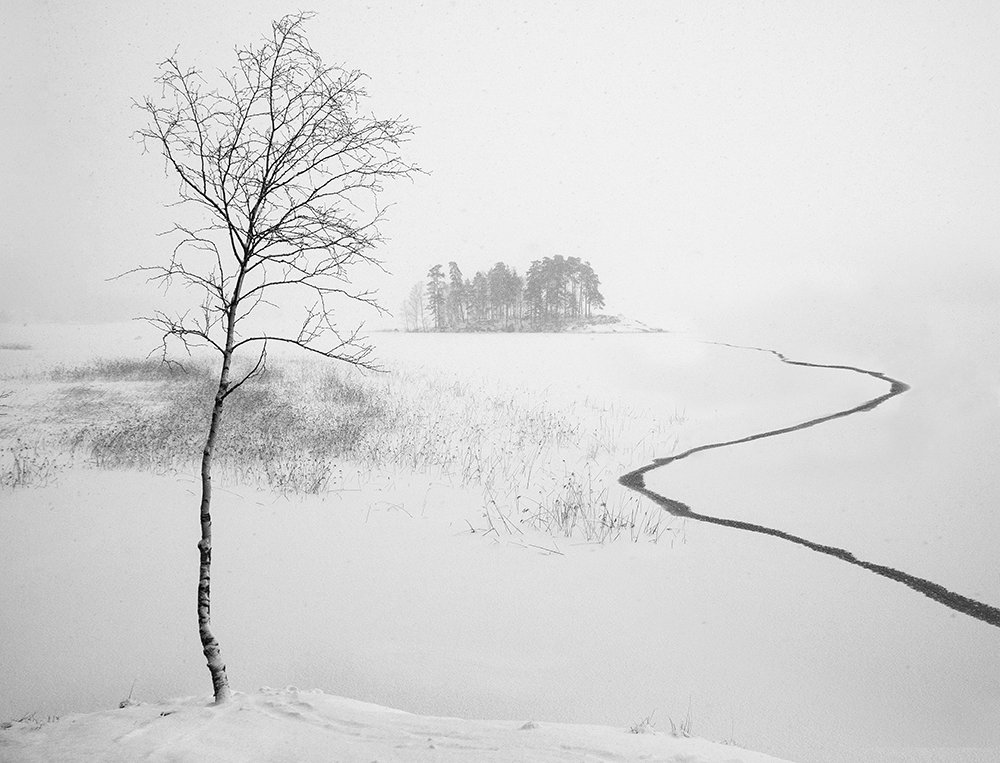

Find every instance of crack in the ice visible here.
[619,341,1000,630]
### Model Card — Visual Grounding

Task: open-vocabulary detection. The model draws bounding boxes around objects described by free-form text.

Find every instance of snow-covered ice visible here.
[2,322,999,761]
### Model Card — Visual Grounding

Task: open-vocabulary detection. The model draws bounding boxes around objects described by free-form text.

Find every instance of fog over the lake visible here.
[4,0,999,358]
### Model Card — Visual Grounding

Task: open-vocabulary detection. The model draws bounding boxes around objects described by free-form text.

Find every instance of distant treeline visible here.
[402,256,610,332]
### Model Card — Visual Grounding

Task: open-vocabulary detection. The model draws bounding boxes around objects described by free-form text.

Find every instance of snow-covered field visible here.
[1,322,998,761]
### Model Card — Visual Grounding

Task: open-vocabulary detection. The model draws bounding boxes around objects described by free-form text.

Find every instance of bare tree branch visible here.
[132,13,418,363]
[222,341,267,399]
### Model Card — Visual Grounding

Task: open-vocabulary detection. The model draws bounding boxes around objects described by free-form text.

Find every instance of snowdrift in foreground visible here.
[0,687,789,762]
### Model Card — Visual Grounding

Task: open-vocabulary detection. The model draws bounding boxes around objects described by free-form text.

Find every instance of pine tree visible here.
[471,271,489,324]
[447,261,465,328]
[426,264,446,329]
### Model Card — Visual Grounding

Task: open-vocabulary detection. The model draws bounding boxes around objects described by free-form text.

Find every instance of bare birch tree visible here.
[132,13,417,703]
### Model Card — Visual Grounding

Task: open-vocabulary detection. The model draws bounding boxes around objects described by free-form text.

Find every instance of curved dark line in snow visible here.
[619,340,1000,630]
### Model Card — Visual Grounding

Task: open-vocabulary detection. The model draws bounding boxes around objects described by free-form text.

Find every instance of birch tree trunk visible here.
[198,350,234,704]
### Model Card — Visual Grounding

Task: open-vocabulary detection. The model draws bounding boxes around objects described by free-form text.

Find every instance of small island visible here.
[402,256,619,332]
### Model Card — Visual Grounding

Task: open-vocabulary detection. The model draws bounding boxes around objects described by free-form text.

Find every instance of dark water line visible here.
[619,341,1000,630]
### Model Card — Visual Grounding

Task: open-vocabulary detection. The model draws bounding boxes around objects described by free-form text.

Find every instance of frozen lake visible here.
[375,328,1000,759]
[1,322,998,761]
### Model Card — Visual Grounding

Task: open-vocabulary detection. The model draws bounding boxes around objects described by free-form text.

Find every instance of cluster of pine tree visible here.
[402,256,609,331]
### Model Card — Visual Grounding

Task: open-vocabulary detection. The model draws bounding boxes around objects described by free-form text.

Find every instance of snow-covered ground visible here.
[1,322,998,761]
[0,687,788,762]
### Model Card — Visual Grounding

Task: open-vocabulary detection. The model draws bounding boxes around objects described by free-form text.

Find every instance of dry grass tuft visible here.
[0,440,68,488]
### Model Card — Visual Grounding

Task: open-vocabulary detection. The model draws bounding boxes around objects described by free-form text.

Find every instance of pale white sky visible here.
[2,0,998,352]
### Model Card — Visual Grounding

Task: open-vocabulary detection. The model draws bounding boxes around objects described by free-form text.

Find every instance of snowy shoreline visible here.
[0,687,791,762]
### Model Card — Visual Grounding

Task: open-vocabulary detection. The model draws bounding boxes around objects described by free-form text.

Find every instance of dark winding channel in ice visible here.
[619,341,1000,629]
